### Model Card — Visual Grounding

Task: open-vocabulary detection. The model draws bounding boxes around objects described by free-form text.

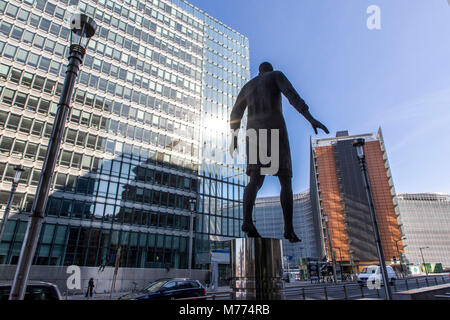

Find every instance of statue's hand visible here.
[310,119,330,135]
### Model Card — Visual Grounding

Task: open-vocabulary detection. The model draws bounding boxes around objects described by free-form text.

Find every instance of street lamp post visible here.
[323,213,338,283]
[0,166,24,242]
[419,247,429,277]
[188,198,197,278]
[353,138,392,300]
[336,247,343,279]
[9,14,96,300]
[394,238,405,276]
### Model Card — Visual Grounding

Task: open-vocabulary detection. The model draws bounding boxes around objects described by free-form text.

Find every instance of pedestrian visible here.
[85,278,95,299]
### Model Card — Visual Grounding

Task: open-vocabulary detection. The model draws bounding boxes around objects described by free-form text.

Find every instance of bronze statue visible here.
[229,62,329,243]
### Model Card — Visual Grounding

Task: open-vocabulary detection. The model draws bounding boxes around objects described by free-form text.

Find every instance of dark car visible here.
[0,281,62,300]
[119,278,206,300]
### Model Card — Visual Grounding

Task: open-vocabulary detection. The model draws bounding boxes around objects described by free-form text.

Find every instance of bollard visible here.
[302,288,306,300]
[425,277,429,287]
[343,285,348,300]
[376,288,380,298]
[442,276,445,284]
[360,285,365,298]
[435,277,438,286]
[405,279,409,290]
[323,287,328,300]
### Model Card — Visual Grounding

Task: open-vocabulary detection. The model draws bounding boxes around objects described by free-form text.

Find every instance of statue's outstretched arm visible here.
[275,71,329,135]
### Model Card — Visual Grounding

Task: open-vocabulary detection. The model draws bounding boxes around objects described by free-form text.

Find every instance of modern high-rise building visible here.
[310,129,404,271]
[0,0,249,283]
[254,191,319,268]
[396,193,450,268]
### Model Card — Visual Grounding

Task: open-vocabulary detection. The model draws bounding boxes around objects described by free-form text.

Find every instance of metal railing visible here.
[62,275,450,300]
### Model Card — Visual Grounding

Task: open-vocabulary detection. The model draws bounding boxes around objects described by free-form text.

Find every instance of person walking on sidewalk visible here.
[85,278,95,299]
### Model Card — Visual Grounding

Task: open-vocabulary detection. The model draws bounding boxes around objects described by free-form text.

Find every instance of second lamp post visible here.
[9,13,97,300]
[188,198,197,278]
[353,138,392,300]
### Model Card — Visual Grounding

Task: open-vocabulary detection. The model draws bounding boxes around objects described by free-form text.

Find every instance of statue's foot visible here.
[242,222,262,238]
[284,231,301,243]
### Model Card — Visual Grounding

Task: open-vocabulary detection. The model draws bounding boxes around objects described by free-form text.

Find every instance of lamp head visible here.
[13,165,24,184]
[69,13,97,55]
[189,199,196,212]
[352,138,365,159]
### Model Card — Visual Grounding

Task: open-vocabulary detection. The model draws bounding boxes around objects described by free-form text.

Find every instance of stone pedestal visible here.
[231,238,285,300]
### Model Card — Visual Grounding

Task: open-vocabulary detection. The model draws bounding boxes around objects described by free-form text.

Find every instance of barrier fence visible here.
[63,275,450,300]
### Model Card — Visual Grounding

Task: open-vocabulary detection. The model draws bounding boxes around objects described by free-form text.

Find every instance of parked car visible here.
[119,278,207,300]
[357,265,397,287]
[0,281,62,300]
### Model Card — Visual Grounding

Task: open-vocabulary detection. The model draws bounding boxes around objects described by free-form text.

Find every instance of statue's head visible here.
[259,62,274,75]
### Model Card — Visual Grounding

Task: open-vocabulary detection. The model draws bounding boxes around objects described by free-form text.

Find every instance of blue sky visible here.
[188,0,450,197]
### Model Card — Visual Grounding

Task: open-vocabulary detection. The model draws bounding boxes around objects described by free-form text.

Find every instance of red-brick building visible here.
[309,129,404,272]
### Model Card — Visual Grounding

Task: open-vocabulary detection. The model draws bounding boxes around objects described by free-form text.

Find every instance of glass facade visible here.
[397,193,450,268]
[0,0,249,270]
[254,191,318,267]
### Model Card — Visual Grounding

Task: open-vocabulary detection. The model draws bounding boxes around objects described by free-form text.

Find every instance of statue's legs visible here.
[278,175,301,243]
[242,171,265,237]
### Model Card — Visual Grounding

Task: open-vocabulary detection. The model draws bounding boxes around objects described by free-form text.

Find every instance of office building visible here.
[310,129,404,271]
[397,193,450,268]
[0,0,249,282]
[254,191,319,269]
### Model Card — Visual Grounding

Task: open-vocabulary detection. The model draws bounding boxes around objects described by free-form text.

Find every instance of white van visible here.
[357,265,397,287]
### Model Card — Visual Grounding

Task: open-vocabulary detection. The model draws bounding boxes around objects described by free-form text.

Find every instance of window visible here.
[0,21,12,36]
[27,53,40,68]
[14,92,27,109]
[17,9,30,22]
[0,64,9,78]
[44,39,56,53]
[2,88,15,105]
[11,26,24,41]
[33,34,45,49]
[31,121,44,136]
[16,48,28,63]
[37,99,50,114]
[49,61,60,75]
[26,96,39,112]
[54,43,64,57]
[25,142,38,160]
[44,79,56,94]
[9,69,21,84]
[0,137,13,154]
[54,6,65,20]
[12,140,26,157]
[39,57,51,72]
[44,123,53,138]
[0,110,7,128]
[3,44,17,59]
[38,145,47,161]
[39,18,51,32]
[21,72,33,87]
